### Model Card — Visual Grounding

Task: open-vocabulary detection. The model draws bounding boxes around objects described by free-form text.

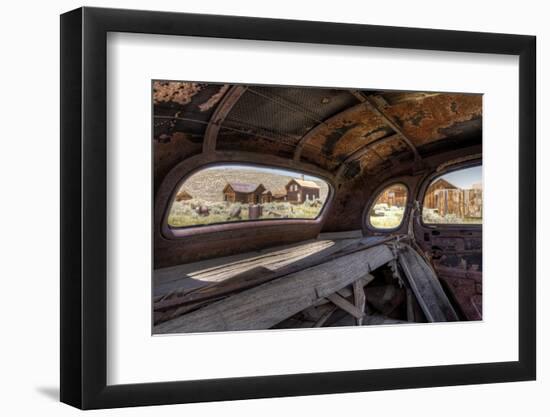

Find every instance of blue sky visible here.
[440,165,482,189]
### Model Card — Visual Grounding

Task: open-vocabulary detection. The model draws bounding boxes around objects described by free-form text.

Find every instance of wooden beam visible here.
[313,306,337,327]
[405,287,415,322]
[397,244,459,322]
[327,293,365,320]
[154,244,394,334]
[353,279,367,325]
[313,272,376,307]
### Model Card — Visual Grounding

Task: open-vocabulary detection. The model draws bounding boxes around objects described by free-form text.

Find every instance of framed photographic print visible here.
[60,6,536,409]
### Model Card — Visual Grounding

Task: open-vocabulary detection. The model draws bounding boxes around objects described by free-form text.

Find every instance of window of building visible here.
[422,165,482,225]
[368,183,408,230]
[167,164,330,228]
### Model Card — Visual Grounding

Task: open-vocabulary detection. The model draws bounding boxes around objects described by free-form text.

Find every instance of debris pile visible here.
[153,236,458,334]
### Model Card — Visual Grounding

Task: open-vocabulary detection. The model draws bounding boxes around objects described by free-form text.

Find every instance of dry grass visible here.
[168,200,324,228]
[422,208,482,225]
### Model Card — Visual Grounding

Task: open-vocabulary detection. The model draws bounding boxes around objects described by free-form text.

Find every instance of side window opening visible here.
[368,183,408,230]
[422,165,482,225]
[167,164,330,228]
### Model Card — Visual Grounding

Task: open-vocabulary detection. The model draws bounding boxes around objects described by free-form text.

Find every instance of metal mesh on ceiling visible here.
[222,86,359,146]
[257,86,359,120]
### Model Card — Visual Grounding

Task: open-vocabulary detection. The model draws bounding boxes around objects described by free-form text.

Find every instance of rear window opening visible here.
[167,164,330,228]
[367,183,408,230]
[422,165,482,225]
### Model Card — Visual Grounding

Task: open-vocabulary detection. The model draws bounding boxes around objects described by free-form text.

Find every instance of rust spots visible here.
[379,92,442,105]
[153,81,203,105]
[322,123,359,157]
[301,104,386,169]
[371,137,407,160]
[410,111,425,127]
[198,84,230,112]
[359,151,381,172]
[342,159,361,179]
[450,101,458,113]
[384,94,482,146]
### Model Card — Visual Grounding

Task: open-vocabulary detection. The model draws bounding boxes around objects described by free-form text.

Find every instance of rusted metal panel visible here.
[383,93,482,147]
[300,104,387,170]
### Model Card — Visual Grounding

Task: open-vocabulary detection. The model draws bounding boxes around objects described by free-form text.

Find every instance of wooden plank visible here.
[313,273,375,307]
[353,280,367,325]
[313,306,337,327]
[317,230,363,240]
[327,293,365,320]
[406,287,415,322]
[154,238,360,297]
[154,238,389,311]
[397,244,459,322]
[154,244,394,334]
[330,313,409,327]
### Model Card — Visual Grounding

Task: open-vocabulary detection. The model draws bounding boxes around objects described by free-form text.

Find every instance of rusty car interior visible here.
[152,82,482,334]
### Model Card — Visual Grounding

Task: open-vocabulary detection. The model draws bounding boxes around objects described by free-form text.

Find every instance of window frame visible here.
[162,161,335,237]
[419,161,483,229]
[365,181,410,232]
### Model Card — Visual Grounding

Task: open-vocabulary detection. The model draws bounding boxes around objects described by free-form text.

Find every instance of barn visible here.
[175,189,192,202]
[285,178,320,203]
[223,182,266,204]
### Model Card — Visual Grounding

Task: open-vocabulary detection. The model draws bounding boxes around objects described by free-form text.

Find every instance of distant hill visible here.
[177,167,329,202]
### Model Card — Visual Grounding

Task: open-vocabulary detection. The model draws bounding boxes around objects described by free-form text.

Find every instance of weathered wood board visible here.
[154,244,394,334]
[397,244,459,322]
[154,238,361,297]
[154,236,391,312]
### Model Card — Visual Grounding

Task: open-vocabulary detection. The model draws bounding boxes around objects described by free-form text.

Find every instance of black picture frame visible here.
[60,6,536,410]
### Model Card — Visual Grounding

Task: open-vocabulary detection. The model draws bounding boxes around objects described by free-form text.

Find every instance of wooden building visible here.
[260,190,273,203]
[285,178,320,203]
[272,189,288,202]
[175,189,193,202]
[463,188,483,218]
[424,178,482,219]
[376,184,408,208]
[223,182,266,204]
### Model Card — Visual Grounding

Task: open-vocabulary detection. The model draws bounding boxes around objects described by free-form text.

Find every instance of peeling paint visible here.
[153,84,482,183]
[384,94,482,146]
[198,84,230,111]
[153,81,204,105]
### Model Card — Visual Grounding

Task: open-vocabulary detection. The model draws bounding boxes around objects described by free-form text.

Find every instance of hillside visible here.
[177,167,329,203]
